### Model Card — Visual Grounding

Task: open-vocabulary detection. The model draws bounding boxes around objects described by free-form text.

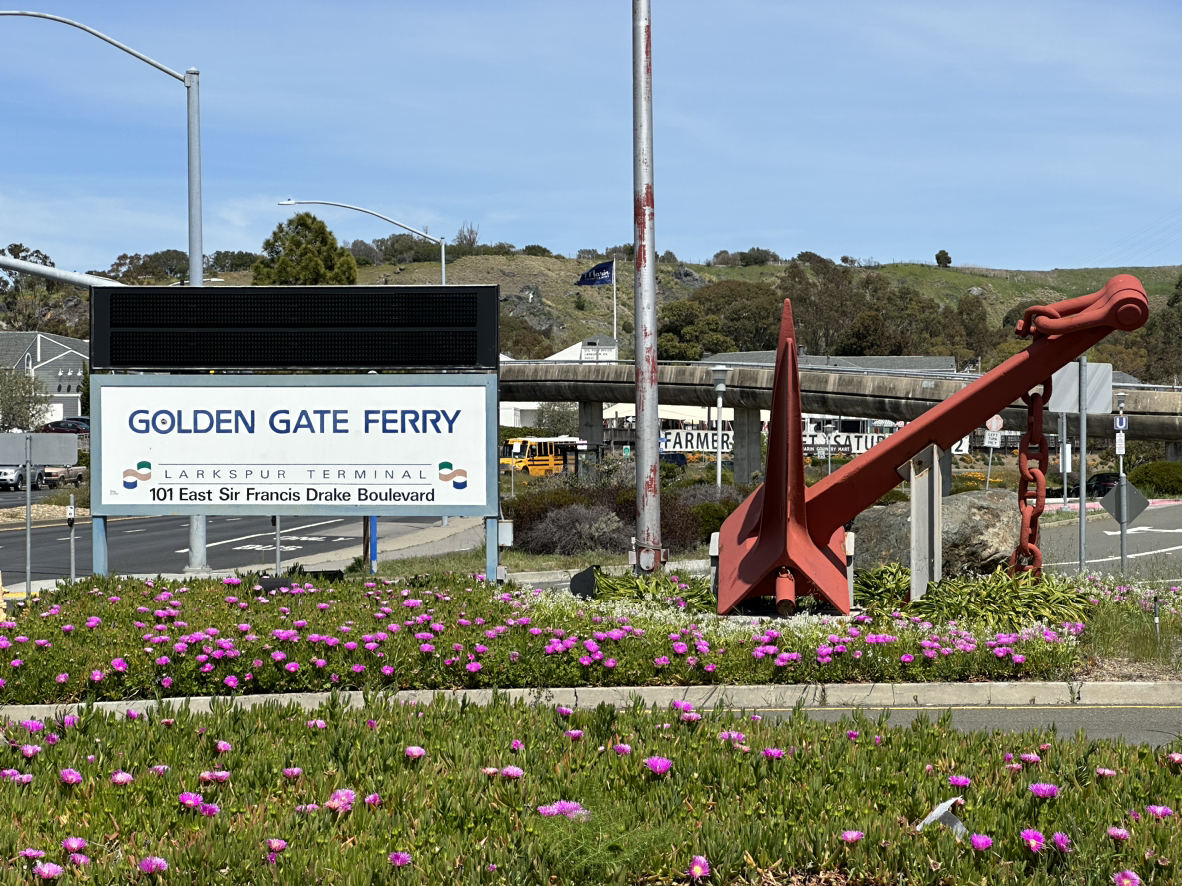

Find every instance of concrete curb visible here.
[2,680,1178,721]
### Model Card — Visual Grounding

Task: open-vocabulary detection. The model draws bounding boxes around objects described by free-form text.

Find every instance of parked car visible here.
[1068,472,1121,498]
[44,464,88,488]
[0,464,47,491]
[40,419,90,434]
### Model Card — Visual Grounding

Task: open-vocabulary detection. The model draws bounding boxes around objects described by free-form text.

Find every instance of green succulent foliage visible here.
[0,697,1179,884]
[252,212,358,285]
[593,569,716,614]
[855,566,1092,632]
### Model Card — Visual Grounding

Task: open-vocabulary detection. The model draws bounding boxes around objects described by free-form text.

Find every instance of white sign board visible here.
[92,376,495,517]
[1115,432,1126,455]
[661,429,733,453]
[983,430,1002,449]
[1048,363,1113,414]
[800,431,970,456]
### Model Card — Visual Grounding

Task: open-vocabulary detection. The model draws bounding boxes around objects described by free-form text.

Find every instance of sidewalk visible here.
[0,680,1178,723]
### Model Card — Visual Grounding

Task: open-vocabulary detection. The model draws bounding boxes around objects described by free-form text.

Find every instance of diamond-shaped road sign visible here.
[1100,480,1149,525]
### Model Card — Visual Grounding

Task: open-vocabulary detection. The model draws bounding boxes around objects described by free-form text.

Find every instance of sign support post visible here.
[1116,402,1129,574]
[25,434,32,598]
[1078,356,1088,573]
[983,414,1003,490]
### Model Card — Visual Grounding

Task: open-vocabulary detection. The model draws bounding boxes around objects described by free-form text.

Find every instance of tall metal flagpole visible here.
[633,0,661,572]
[612,257,618,342]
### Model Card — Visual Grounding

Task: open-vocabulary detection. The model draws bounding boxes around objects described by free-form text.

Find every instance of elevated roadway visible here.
[500,361,1182,441]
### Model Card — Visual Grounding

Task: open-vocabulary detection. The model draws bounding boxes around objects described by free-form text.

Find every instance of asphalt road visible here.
[0,514,438,581]
[0,487,61,509]
[1040,501,1182,580]
[794,705,1182,747]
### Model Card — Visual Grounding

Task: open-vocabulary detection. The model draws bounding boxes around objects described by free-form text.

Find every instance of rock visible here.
[967,286,986,297]
[851,490,1021,575]
[674,263,705,289]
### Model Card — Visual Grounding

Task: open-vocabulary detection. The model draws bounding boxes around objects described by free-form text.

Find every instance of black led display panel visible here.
[90,285,499,370]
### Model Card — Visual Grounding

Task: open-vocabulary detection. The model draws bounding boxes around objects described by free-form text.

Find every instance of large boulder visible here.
[851,490,1022,575]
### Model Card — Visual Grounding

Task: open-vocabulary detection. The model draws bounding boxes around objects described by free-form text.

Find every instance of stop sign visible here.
[985,414,1004,432]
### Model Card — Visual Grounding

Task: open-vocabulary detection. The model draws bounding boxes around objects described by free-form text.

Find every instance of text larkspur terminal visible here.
[127,408,462,435]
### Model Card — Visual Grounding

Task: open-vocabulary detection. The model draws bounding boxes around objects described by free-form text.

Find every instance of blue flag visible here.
[576,260,614,286]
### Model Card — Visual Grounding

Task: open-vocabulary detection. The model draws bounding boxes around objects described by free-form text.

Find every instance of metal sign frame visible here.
[91,373,498,518]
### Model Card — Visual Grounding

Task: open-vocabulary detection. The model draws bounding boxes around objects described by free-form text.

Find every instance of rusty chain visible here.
[1010,376,1051,574]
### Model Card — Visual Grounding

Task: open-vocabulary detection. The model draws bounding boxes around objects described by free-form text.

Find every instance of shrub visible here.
[502,487,588,539]
[690,500,732,539]
[670,482,746,508]
[1129,460,1182,495]
[515,504,629,555]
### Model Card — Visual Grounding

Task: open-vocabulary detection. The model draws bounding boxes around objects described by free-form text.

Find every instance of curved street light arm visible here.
[278,199,446,284]
[0,11,184,80]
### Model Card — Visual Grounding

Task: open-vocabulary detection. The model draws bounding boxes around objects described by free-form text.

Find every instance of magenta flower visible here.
[33,862,63,880]
[405,746,426,759]
[266,839,287,853]
[686,855,711,881]
[111,658,128,673]
[200,802,220,817]
[1113,872,1142,886]
[61,837,88,853]
[365,793,382,806]
[59,769,82,785]
[537,800,590,820]
[1108,826,1130,841]
[466,661,482,672]
[970,834,993,850]
[1147,804,1174,818]
[216,740,233,754]
[1020,752,1041,764]
[763,748,785,759]
[1052,832,1071,852]
[1096,767,1117,777]
[613,744,632,755]
[150,765,170,776]
[565,729,584,741]
[21,744,41,759]
[840,830,864,843]
[500,766,524,779]
[388,851,412,867]
[643,756,673,775]
[949,775,971,788]
[20,849,46,859]
[556,706,573,717]
[282,767,303,779]
[139,857,168,874]
[223,676,239,689]
[67,854,89,867]
[179,791,204,809]
[1021,828,1046,852]
[1029,782,1059,799]
[900,654,914,663]
[511,739,524,752]
[325,789,356,812]
[111,770,134,786]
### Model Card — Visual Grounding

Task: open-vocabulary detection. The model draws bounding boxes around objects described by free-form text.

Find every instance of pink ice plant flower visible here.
[33,862,63,880]
[405,746,426,759]
[59,769,82,785]
[1021,829,1046,852]
[388,851,412,867]
[686,855,711,881]
[1146,805,1173,818]
[1113,872,1142,886]
[1029,782,1059,799]
[949,775,971,788]
[644,756,673,775]
[111,770,134,786]
[1052,832,1072,852]
[139,856,168,873]
[1107,826,1130,841]
[970,834,993,850]
[537,800,590,820]
[840,830,864,843]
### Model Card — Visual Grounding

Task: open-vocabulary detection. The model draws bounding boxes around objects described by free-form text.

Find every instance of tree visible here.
[207,250,262,273]
[347,240,382,267]
[535,401,578,436]
[0,370,50,432]
[79,362,90,416]
[252,213,357,285]
[453,221,480,248]
[935,249,951,268]
[522,244,553,257]
[1,244,65,330]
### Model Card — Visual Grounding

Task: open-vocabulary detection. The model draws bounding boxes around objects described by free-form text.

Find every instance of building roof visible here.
[0,331,89,370]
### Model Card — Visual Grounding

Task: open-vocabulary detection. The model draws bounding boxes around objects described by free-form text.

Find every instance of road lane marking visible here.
[124,529,146,533]
[1046,542,1182,567]
[174,519,343,553]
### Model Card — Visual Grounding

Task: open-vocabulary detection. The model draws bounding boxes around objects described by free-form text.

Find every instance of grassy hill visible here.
[13,256,1177,360]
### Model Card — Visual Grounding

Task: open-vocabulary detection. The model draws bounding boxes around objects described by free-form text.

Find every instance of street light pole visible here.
[278,200,446,284]
[712,366,727,489]
[825,421,836,475]
[1,11,208,573]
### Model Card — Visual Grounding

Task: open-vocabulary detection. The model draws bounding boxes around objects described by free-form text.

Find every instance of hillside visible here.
[8,256,1177,363]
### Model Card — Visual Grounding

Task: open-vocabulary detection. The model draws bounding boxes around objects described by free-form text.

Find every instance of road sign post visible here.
[983,415,1003,490]
[1116,411,1128,573]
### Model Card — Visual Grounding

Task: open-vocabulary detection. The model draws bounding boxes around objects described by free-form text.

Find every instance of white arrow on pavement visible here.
[1102,526,1182,536]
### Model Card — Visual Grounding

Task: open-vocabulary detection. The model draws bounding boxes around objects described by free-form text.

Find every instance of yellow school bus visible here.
[500,436,583,475]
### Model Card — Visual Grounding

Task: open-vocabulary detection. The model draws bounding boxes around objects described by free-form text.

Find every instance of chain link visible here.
[1010,376,1051,574]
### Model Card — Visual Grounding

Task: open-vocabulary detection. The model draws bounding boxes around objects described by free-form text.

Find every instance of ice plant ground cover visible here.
[0,574,1111,705]
[2,696,1179,884]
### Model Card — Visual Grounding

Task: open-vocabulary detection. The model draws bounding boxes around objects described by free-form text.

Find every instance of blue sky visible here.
[3,0,1182,275]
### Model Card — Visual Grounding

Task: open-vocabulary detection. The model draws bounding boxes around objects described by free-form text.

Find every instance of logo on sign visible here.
[1114,415,1129,431]
[122,460,152,489]
[438,461,467,489]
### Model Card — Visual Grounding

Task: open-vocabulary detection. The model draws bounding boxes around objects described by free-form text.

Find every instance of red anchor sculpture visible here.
[717,275,1149,616]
